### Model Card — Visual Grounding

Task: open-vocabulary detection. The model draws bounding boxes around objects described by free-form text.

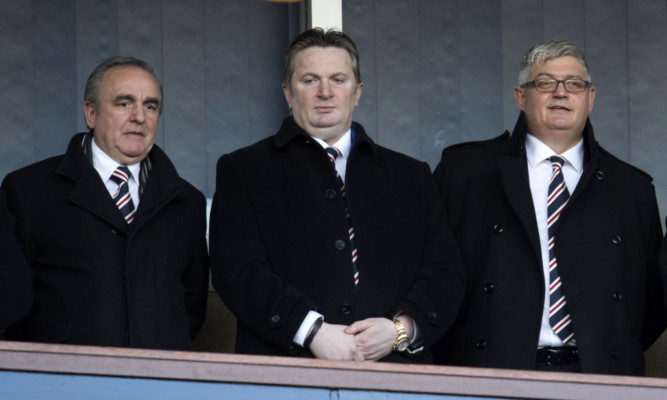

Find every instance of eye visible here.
[535,79,556,90]
[302,78,316,85]
[565,80,585,90]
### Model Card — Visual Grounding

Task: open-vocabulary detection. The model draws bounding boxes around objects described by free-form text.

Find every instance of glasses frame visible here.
[520,78,592,93]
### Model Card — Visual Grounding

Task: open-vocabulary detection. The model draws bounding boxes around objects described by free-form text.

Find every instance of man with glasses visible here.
[432,40,666,375]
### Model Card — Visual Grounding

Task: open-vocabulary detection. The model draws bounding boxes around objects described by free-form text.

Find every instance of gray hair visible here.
[84,56,163,114]
[283,28,361,91]
[518,40,591,85]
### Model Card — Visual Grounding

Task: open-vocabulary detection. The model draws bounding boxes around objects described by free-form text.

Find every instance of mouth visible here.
[123,131,145,137]
[314,105,336,112]
[548,104,571,112]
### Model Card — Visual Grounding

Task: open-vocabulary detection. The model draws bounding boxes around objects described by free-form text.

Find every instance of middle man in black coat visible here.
[209,28,465,363]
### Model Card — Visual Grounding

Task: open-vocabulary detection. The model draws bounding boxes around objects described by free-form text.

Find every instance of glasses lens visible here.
[564,80,587,92]
[535,79,556,91]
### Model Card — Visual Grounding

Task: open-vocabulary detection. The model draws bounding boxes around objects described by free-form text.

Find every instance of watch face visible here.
[397,340,409,352]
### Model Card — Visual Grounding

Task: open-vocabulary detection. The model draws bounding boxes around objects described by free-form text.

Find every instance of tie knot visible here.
[325,147,341,161]
[111,166,132,184]
[549,155,566,167]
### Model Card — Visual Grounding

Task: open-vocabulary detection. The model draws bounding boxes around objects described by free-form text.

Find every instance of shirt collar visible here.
[91,139,141,182]
[312,129,352,160]
[525,134,584,173]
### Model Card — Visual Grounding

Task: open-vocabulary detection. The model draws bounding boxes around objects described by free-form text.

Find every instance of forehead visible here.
[529,56,586,78]
[293,47,354,76]
[101,66,161,97]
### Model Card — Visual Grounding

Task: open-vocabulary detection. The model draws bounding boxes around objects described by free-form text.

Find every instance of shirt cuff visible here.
[410,319,420,344]
[293,310,324,346]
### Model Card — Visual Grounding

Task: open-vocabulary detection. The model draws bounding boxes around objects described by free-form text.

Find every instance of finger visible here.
[345,319,372,334]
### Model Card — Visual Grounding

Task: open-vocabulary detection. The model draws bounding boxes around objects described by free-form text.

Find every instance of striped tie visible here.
[547,155,575,343]
[110,166,136,224]
[325,147,359,286]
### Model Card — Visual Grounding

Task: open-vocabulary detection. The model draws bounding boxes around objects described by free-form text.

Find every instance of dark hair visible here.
[84,56,163,114]
[283,28,361,90]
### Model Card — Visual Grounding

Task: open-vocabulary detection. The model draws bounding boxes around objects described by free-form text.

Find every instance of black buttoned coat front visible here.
[209,118,465,363]
[2,133,209,350]
[432,113,667,375]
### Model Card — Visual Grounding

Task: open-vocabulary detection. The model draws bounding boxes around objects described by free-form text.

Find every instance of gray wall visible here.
[1,0,667,376]
[0,0,665,213]
[345,0,667,217]
[0,0,299,196]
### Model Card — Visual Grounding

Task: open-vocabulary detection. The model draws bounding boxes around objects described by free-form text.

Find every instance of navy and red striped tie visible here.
[110,166,136,224]
[547,155,574,343]
[325,147,359,286]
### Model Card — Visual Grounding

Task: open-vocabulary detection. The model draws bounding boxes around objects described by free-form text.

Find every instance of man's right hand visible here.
[309,322,364,361]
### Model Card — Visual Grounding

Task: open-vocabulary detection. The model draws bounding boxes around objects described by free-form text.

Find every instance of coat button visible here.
[492,224,504,234]
[595,170,605,181]
[335,240,346,250]
[612,291,622,302]
[484,282,495,293]
[611,235,622,245]
[325,189,337,199]
[121,276,127,285]
[476,339,487,350]
[271,314,281,323]
[428,311,437,321]
[611,349,618,360]
[340,304,352,315]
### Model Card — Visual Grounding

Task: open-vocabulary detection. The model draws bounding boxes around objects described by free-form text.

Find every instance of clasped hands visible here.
[308,315,414,361]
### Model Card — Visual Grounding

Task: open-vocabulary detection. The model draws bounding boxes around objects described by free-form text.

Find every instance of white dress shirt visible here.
[525,133,584,347]
[91,139,141,209]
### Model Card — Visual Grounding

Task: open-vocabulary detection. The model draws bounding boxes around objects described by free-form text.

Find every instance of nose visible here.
[553,81,568,97]
[130,104,146,123]
[318,80,333,98]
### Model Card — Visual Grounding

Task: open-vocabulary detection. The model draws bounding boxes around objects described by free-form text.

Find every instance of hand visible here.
[309,322,364,361]
[344,317,396,361]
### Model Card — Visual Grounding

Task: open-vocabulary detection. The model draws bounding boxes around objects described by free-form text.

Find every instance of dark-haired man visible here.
[209,28,464,363]
[2,56,208,350]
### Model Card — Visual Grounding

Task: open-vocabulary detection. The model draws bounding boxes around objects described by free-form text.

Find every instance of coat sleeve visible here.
[394,162,466,350]
[209,154,316,353]
[0,185,33,334]
[183,190,210,341]
[642,186,667,350]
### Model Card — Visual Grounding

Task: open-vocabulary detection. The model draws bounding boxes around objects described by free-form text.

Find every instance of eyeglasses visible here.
[520,78,592,93]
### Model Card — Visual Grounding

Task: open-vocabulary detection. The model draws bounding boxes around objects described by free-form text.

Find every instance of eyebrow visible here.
[114,94,160,106]
[534,73,585,80]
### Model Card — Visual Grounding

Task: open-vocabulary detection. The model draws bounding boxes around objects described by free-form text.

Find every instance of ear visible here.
[587,85,596,114]
[84,101,97,129]
[513,86,526,112]
[282,84,293,110]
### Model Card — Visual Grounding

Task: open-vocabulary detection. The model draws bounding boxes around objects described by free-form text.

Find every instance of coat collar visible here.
[274,117,380,163]
[508,111,599,162]
[498,112,600,263]
[56,132,184,233]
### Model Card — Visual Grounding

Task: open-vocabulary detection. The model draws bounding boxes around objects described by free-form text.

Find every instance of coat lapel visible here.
[497,156,542,262]
[57,133,129,233]
[131,146,184,229]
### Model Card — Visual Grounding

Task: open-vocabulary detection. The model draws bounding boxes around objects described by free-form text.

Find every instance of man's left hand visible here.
[344,317,396,361]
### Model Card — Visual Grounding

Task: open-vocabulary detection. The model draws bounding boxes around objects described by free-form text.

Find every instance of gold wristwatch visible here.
[392,318,409,352]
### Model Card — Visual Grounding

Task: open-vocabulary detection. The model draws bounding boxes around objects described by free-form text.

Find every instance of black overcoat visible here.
[0,189,32,332]
[432,113,667,375]
[2,133,209,350]
[209,118,465,363]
